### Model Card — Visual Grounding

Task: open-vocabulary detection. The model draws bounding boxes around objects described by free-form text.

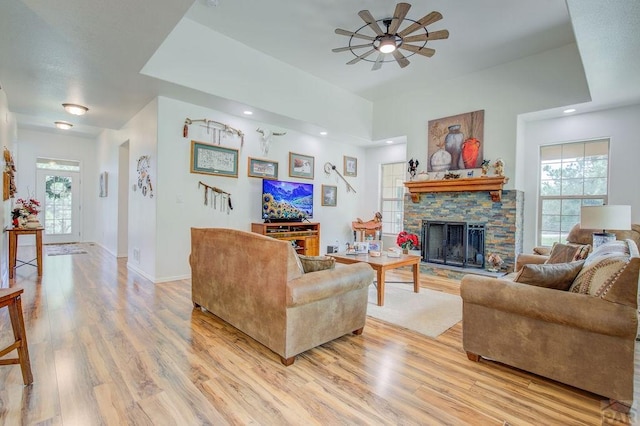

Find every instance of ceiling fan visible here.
[333,2,449,71]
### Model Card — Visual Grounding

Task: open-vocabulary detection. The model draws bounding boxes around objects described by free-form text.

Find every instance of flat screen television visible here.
[262,179,313,222]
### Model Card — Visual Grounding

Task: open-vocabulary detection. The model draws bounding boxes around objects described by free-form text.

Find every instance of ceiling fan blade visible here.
[391,50,410,68]
[332,43,373,53]
[388,2,411,34]
[335,28,376,41]
[347,48,377,65]
[399,44,436,57]
[403,30,450,43]
[358,10,384,36]
[371,53,385,71]
[398,11,443,37]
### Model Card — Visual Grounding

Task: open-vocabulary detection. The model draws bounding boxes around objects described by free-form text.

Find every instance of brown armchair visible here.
[516,223,640,271]
[190,228,375,365]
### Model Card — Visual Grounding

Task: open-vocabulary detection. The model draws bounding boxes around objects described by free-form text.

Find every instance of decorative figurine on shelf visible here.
[493,158,505,176]
[481,159,491,176]
[486,252,504,272]
[407,158,420,180]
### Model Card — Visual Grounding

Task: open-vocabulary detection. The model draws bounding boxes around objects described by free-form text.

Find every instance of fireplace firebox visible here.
[421,221,485,269]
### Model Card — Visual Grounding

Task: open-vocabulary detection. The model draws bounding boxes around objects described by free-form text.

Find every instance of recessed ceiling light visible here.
[386,140,394,144]
[320,131,328,136]
[563,108,576,114]
[62,103,89,115]
[243,110,253,115]
[54,121,73,130]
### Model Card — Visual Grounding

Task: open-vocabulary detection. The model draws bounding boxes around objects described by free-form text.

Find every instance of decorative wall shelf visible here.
[404,176,509,203]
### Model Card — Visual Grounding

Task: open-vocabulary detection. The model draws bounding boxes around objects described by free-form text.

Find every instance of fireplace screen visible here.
[422,221,485,268]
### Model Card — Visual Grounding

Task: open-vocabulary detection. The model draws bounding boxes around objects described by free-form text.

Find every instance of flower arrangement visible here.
[12,198,40,228]
[397,231,419,250]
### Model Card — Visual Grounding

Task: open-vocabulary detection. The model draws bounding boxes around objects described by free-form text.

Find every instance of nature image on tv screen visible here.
[262,180,313,220]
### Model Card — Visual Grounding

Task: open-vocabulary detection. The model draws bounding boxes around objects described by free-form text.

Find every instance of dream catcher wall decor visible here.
[136,155,154,198]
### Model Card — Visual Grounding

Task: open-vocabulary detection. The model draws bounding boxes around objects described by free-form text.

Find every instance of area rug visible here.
[367,283,462,338]
[46,244,88,256]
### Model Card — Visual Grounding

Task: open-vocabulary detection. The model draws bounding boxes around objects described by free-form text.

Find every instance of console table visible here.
[251,222,320,256]
[7,227,43,279]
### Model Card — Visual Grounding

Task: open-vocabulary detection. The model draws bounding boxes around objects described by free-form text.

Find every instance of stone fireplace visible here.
[422,221,485,269]
[403,189,524,278]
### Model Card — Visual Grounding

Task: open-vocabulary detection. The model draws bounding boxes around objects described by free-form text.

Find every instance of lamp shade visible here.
[580,205,631,231]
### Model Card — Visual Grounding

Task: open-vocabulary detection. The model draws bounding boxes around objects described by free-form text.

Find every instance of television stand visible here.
[251,222,320,256]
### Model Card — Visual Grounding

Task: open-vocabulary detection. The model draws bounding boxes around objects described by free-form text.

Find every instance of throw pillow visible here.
[545,242,590,264]
[298,255,336,273]
[514,261,585,290]
[569,254,630,297]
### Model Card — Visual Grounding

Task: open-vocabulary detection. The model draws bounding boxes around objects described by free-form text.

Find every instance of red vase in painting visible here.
[461,138,481,169]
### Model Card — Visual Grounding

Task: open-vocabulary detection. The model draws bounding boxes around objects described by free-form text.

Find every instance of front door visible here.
[36,169,81,244]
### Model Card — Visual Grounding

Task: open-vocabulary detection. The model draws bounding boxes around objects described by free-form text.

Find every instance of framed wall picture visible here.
[289,152,314,179]
[190,140,239,178]
[321,185,337,206]
[344,156,357,177]
[248,157,278,179]
[428,109,484,172]
[99,171,108,197]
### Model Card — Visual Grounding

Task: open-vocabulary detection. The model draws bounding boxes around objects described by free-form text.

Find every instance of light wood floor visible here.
[0,244,637,425]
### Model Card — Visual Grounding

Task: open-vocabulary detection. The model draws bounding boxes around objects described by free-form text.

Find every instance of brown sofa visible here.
[461,239,639,412]
[190,227,375,366]
[517,223,640,269]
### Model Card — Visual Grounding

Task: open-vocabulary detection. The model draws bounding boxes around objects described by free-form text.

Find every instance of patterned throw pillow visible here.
[298,255,336,273]
[569,254,629,297]
[545,242,591,264]
[514,261,585,291]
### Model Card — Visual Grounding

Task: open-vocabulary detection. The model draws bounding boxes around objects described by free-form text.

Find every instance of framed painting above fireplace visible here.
[427,110,484,172]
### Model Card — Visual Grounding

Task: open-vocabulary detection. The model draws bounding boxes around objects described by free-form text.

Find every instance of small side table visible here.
[7,227,43,279]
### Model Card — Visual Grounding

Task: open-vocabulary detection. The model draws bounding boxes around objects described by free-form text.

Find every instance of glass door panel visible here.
[36,169,81,244]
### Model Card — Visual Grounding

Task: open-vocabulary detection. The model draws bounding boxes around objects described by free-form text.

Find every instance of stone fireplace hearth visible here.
[404,189,523,279]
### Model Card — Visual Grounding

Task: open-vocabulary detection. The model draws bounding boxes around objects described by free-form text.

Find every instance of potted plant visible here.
[396,231,419,254]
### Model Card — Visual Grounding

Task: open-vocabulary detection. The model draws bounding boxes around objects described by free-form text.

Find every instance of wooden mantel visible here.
[404,176,509,203]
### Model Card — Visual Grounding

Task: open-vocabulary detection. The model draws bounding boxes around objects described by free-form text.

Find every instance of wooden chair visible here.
[0,288,33,385]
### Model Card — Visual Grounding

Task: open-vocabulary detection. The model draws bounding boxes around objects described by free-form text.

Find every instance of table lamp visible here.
[580,205,631,249]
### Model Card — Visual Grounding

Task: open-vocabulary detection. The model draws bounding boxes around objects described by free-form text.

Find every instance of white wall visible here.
[0,84,17,284]
[520,103,640,252]
[154,97,367,281]
[371,44,591,191]
[143,17,373,144]
[15,128,97,245]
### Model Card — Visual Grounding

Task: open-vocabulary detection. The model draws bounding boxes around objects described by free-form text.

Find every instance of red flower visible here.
[396,231,419,249]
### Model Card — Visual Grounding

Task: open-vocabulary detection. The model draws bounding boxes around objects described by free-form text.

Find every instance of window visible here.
[538,139,609,246]
[381,162,405,235]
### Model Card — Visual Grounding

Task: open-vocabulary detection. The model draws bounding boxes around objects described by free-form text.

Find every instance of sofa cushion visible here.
[298,255,336,273]
[514,261,585,290]
[545,242,590,264]
[569,240,631,297]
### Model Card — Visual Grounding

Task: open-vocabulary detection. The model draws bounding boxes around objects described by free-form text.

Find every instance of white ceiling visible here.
[0,0,638,140]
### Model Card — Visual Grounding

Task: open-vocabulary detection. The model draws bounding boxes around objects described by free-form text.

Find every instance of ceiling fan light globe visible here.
[379,39,396,53]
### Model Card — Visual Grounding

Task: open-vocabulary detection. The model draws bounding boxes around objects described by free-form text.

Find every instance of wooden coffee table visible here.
[329,253,420,306]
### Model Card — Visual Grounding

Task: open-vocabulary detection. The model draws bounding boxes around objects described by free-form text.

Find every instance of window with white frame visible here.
[538,139,609,246]
[381,162,405,235]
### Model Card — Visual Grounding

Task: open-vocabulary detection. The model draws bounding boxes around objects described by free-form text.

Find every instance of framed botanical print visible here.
[321,185,337,206]
[344,156,357,177]
[289,152,314,179]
